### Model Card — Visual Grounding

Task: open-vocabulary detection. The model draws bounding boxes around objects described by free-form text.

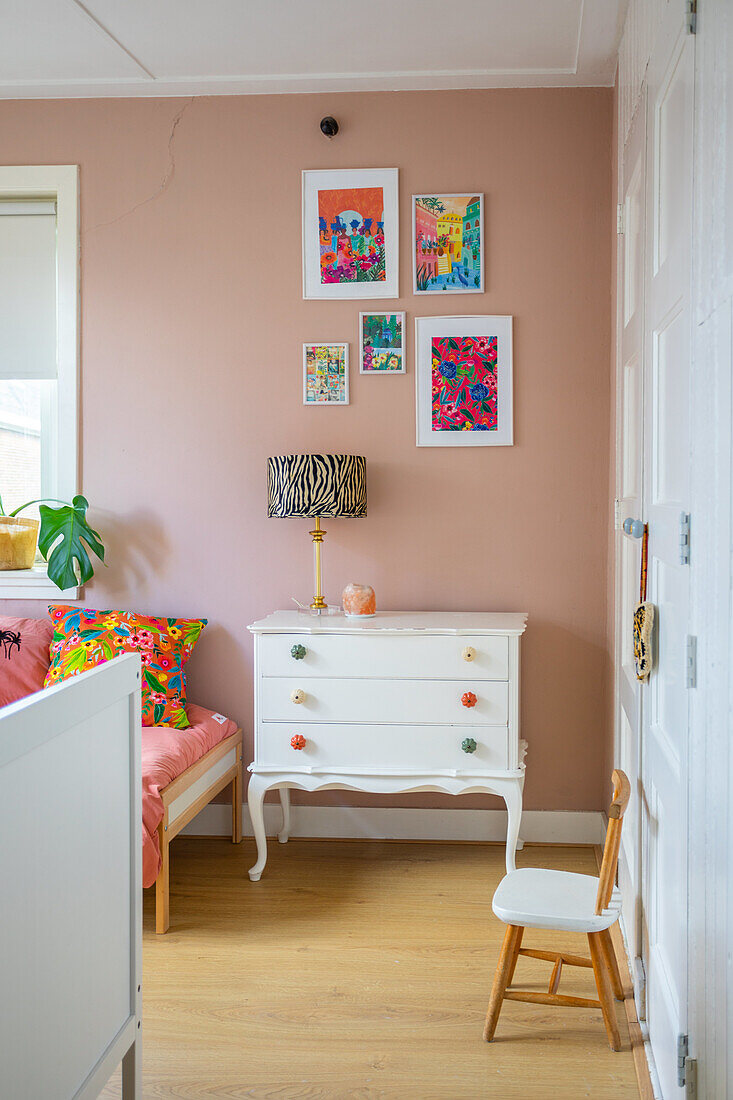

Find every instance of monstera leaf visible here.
[38,495,106,590]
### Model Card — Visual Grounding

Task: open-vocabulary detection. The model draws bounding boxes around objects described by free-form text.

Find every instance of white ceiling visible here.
[0,0,627,99]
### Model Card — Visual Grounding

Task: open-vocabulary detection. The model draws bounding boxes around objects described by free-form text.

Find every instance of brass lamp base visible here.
[309,517,327,611]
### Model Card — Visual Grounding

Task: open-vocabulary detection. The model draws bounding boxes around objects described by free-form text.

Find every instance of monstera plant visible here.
[0,493,106,590]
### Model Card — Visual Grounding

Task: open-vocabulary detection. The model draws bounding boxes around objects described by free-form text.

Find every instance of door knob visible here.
[461,691,477,708]
[623,517,645,539]
[290,689,306,704]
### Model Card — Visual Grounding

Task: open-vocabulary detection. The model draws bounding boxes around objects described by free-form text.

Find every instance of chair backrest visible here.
[595,769,632,915]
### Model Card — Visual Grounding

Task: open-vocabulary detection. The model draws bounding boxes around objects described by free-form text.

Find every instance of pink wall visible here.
[0,88,613,812]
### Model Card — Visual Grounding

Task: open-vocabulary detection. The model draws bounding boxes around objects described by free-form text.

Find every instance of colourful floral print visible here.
[318,186,386,284]
[431,336,498,431]
[44,606,207,728]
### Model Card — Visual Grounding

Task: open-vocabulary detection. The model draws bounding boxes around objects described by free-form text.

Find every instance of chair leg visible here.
[483,924,523,1042]
[506,925,524,987]
[156,824,170,935]
[599,928,624,1000]
[588,932,621,1051]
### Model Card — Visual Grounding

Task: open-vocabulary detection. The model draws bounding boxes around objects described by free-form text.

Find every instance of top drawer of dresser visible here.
[257,632,509,681]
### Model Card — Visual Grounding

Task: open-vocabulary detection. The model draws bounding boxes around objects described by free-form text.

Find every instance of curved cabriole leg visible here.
[247,774,269,882]
[503,780,523,874]
[278,787,291,844]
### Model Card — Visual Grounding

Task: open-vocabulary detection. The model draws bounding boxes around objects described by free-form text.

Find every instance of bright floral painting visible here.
[431,335,497,431]
[318,186,385,284]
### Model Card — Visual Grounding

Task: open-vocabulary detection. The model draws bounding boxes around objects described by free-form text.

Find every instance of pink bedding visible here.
[142,703,238,887]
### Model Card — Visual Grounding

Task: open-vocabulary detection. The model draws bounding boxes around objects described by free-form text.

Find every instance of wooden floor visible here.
[102,838,641,1099]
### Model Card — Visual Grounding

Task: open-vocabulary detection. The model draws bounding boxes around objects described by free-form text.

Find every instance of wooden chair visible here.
[483,769,631,1050]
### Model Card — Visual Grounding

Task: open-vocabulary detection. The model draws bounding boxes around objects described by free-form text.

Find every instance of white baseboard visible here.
[183,803,606,845]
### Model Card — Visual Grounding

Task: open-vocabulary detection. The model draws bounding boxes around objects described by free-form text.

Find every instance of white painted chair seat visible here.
[492,867,622,933]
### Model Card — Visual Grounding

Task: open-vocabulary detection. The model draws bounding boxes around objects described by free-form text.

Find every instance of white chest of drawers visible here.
[246,610,528,881]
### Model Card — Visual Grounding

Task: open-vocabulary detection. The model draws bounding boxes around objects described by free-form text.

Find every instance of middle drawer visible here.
[259,677,509,727]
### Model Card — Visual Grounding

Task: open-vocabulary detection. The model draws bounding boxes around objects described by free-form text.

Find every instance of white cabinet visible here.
[247,611,528,881]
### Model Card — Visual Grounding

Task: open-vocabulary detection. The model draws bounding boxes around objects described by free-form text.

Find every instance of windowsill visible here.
[0,565,79,601]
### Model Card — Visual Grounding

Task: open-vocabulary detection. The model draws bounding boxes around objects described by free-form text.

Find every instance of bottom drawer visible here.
[257,723,511,772]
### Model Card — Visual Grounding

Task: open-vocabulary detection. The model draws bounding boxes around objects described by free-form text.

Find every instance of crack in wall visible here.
[85,97,194,233]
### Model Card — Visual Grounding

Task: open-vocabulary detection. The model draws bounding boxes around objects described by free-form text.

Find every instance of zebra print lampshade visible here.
[267,454,367,519]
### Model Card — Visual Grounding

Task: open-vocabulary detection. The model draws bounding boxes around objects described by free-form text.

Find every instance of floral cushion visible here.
[44,606,207,728]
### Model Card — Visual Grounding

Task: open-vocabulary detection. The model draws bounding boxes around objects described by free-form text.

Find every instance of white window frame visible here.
[0,165,79,599]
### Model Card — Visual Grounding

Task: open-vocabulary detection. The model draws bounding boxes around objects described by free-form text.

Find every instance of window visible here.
[0,166,79,598]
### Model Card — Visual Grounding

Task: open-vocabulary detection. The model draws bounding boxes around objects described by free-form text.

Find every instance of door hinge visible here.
[685,0,697,34]
[633,956,647,1021]
[686,636,697,689]
[614,498,623,529]
[678,1034,689,1087]
[680,511,691,564]
[678,1033,698,1094]
[617,202,625,235]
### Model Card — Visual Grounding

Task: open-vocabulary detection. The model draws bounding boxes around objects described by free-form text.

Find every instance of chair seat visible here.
[492,867,622,933]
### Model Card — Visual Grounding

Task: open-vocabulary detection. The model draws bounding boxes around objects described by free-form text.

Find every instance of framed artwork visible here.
[302,168,399,299]
[359,312,406,374]
[415,316,513,447]
[303,343,349,405]
[412,193,484,294]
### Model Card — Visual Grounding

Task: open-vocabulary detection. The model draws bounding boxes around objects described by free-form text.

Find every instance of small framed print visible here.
[302,168,399,299]
[303,343,349,405]
[412,193,484,294]
[359,312,406,374]
[415,316,513,446]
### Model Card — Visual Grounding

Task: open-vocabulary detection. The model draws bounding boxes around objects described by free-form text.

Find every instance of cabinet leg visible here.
[503,781,523,874]
[278,787,291,844]
[247,774,269,882]
[121,1033,141,1099]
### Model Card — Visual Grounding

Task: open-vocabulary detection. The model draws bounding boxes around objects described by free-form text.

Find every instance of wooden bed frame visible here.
[155,727,243,933]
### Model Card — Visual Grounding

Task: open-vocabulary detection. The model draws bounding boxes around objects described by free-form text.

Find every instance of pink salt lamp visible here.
[342,583,376,618]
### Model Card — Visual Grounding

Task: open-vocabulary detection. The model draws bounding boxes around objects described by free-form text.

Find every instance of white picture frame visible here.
[303,343,349,405]
[415,315,513,447]
[302,168,399,300]
[358,311,406,374]
[412,193,484,295]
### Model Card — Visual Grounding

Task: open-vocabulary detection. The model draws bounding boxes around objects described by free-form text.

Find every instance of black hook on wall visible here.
[320,116,339,138]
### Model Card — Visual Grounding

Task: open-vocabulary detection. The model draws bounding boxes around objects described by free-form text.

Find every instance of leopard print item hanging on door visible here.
[633,523,654,681]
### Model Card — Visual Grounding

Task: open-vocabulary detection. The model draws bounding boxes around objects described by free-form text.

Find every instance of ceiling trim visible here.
[0,65,616,101]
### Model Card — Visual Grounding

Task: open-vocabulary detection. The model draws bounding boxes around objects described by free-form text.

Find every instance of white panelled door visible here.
[641,10,694,1098]
[616,92,646,970]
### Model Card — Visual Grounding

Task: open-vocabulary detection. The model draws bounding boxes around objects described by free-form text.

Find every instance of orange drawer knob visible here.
[290,734,306,750]
[461,691,477,708]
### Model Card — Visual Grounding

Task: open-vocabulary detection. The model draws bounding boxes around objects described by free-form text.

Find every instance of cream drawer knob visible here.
[290,689,306,705]
[462,646,476,662]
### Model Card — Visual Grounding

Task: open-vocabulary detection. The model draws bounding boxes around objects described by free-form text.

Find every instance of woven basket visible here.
[0,516,40,570]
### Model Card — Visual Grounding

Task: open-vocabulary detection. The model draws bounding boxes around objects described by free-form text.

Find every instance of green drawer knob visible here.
[291,644,307,660]
[461,738,477,754]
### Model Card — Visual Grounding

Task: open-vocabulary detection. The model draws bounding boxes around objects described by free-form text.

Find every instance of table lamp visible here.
[267,454,367,612]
